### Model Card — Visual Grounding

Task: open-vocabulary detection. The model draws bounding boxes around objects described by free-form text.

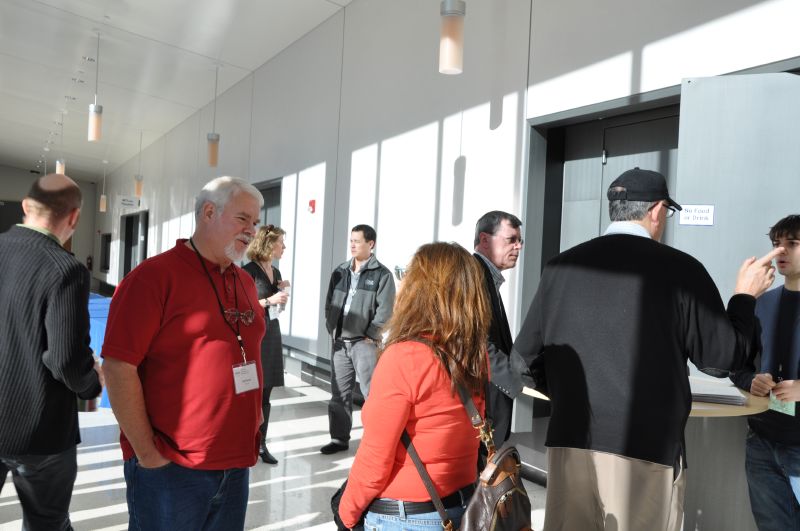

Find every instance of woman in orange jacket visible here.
[338,242,490,530]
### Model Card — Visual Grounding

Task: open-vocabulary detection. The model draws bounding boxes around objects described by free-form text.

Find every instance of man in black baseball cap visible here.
[607,167,682,212]
[603,167,681,242]
[512,167,781,530]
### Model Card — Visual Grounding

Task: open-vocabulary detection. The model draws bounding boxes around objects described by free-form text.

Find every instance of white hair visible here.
[194,176,263,221]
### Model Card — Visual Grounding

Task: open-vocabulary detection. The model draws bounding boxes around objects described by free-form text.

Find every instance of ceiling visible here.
[0,0,351,182]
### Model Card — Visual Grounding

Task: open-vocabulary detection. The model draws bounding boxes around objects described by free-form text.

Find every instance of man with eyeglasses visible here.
[102,176,266,531]
[473,210,526,445]
[512,167,783,530]
[0,174,103,531]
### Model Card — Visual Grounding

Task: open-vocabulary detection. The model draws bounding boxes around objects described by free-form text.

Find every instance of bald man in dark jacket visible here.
[0,174,102,531]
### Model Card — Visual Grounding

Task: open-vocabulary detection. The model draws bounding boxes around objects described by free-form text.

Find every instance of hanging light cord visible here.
[94,32,100,106]
[212,66,219,133]
[137,131,143,175]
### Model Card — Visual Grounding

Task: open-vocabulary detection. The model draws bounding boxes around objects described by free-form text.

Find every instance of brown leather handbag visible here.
[402,385,533,531]
[459,441,533,531]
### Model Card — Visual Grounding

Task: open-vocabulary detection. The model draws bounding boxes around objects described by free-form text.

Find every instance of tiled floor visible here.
[0,374,546,530]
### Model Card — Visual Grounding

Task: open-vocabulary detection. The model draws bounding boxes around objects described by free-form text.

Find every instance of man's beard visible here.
[225,238,249,262]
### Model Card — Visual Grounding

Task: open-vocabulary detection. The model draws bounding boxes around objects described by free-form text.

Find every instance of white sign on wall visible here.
[119,196,140,208]
[678,205,715,226]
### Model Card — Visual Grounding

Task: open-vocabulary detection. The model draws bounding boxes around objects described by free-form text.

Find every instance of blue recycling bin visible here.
[88,292,111,408]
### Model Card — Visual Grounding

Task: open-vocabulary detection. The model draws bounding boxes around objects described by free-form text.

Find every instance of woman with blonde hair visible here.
[338,242,490,530]
[243,224,290,464]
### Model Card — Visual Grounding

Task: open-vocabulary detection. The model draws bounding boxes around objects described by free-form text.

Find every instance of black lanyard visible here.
[189,238,253,362]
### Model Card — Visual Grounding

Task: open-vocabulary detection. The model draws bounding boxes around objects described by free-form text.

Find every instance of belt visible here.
[367,484,474,516]
[338,336,366,344]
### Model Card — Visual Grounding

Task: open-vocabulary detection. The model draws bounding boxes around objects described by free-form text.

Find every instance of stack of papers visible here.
[689,376,747,406]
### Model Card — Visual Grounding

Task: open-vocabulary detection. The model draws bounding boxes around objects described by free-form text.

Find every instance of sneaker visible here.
[320,441,349,455]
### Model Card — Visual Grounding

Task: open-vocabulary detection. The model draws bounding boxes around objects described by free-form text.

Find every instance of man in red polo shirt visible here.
[102,176,266,531]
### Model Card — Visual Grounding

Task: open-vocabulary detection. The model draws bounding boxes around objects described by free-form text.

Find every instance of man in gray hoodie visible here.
[321,224,395,455]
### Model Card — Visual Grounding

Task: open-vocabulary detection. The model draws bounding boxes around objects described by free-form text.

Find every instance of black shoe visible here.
[259,447,278,464]
[320,441,349,455]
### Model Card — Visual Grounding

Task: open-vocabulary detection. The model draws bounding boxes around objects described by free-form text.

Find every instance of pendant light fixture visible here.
[55,112,66,174]
[134,131,144,198]
[207,65,220,167]
[88,32,103,142]
[439,0,466,75]
[99,160,108,212]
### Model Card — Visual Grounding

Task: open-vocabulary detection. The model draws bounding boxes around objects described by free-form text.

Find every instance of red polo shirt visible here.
[102,240,266,469]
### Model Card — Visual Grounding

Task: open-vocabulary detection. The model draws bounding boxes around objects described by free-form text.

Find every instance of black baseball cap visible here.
[607,167,682,211]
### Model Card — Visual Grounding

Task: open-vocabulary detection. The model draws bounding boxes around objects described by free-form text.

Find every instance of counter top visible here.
[520,385,769,418]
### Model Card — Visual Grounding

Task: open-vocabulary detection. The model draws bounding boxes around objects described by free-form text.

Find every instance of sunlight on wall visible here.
[528,52,633,118]
[641,0,800,92]
[181,212,194,240]
[437,92,520,250]
[376,122,439,274]
[167,216,181,249]
[279,174,297,335]
[109,240,120,285]
[347,143,379,245]
[147,222,160,259]
[289,164,326,340]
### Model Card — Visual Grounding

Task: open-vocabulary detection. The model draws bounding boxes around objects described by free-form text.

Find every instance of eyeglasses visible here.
[650,202,677,218]
[499,236,524,246]
[224,308,255,326]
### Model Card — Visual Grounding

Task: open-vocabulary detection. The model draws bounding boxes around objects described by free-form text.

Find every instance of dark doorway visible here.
[122,211,148,277]
[0,200,24,234]
[260,185,281,227]
[558,106,680,252]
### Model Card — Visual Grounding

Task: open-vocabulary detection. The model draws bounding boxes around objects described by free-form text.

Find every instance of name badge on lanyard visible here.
[233,360,260,395]
[188,238,262,395]
[769,364,795,416]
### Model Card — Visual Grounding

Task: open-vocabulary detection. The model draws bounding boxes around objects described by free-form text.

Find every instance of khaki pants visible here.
[544,447,685,531]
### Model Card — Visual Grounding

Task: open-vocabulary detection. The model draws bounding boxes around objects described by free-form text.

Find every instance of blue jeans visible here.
[123,457,249,531]
[364,504,466,530]
[745,430,800,531]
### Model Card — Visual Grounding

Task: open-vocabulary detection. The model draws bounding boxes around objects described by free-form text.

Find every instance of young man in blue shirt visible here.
[732,214,800,531]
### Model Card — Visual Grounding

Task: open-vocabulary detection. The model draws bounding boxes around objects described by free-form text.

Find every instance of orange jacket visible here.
[339,341,485,527]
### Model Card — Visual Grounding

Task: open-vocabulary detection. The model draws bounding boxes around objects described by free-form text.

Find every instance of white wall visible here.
[527,0,800,118]
[91,0,800,360]
[1,164,96,267]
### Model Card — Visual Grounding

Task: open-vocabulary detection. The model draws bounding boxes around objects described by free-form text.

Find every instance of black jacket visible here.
[325,255,395,340]
[512,233,755,467]
[475,253,528,444]
[0,226,101,455]
[474,254,524,399]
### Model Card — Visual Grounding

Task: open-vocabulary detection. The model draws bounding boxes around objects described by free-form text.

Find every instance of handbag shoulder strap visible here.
[456,383,496,455]
[406,336,497,452]
[401,431,455,530]
[398,338,496,529]
[401,388,494,531]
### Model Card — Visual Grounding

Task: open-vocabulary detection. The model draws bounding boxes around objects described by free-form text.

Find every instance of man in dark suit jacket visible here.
[474,210,525,444]
[0,174,103,531]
